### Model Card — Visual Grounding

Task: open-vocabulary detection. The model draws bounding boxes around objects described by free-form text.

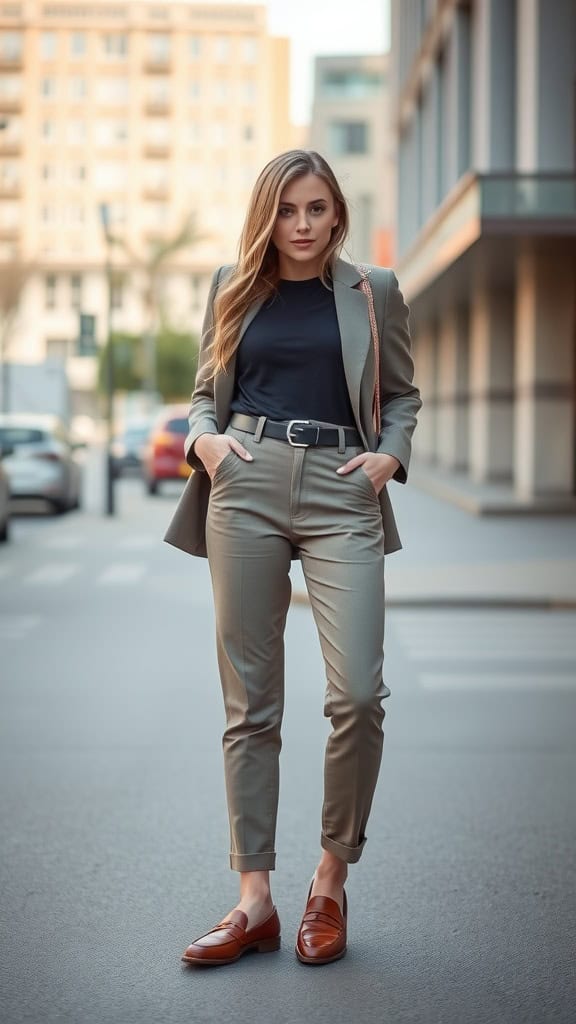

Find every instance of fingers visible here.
[228,439,253,462]
[336,453,366,475]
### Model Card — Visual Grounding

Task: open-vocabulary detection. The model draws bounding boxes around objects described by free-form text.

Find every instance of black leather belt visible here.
[230,413,362,448]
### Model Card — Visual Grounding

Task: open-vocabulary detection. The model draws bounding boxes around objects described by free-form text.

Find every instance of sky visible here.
[143,0,391,125]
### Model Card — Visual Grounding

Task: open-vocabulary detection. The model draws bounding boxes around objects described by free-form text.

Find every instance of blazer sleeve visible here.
[376,270,422,483]
[184,266,223,472]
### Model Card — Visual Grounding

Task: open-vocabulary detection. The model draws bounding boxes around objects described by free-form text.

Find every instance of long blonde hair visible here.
[209,150,350,374]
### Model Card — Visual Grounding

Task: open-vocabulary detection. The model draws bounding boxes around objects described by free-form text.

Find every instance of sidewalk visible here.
[291,468,576,608]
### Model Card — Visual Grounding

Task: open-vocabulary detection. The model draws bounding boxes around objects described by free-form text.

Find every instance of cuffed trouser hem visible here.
[229,851,276,872]
[321,833,367,864]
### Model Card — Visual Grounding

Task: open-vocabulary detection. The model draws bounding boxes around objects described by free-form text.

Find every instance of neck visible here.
[277,256,322,281]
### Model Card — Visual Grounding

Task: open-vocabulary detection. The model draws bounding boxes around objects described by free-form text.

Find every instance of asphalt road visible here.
[1,472,575,1024]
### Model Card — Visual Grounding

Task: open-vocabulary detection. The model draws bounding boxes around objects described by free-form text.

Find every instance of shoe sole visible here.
[181,936,281,967]
[295,945,347,965]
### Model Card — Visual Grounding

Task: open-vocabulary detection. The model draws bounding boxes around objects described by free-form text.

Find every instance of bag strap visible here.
[355,264,381,436]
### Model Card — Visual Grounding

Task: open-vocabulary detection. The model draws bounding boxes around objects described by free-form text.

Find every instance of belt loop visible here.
[254,416,267,443]
[337,427,345,454]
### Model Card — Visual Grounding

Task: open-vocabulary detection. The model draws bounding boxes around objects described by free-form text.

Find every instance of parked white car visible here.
[0,414,82,514]
[0,441,11,541]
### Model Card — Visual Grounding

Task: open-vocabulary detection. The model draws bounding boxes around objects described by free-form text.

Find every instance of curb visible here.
[290,591,576,611]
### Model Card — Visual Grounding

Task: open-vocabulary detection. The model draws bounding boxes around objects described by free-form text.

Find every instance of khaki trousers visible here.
[205,421,390,872]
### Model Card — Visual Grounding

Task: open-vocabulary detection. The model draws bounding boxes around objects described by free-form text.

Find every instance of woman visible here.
[165,149,421,967]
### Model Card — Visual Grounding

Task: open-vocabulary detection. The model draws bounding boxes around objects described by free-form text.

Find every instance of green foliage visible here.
[97,327,198,402]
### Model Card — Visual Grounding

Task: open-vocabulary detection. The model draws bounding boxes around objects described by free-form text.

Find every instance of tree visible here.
[97,325,198,402]
[110,212,203,402]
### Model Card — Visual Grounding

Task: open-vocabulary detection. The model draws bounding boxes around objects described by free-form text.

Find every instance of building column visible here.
[437,305,469,471]
[468,280,514,482]
[514,240,575,498]
[412,321,438,463]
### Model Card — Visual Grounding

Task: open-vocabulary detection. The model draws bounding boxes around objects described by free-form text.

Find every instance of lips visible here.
[291,240,314,246]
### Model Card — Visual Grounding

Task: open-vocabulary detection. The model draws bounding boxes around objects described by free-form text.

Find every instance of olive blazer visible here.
[164,257,422,558]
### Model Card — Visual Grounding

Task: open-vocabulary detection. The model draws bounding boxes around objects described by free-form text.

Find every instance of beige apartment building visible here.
[0,0,291,414]
[391,0,576,511]
[309,53,394,267]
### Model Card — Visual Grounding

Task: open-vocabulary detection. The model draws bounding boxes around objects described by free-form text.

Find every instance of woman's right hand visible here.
[193,432,253,481]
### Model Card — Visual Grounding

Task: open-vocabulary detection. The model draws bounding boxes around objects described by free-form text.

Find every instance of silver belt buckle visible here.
[287,419,317,447]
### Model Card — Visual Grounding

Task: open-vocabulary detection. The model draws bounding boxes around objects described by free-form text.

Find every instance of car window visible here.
[0,427,45,445]
[165,418,188,434]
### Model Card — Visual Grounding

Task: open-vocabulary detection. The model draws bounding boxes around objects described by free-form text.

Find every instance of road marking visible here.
[24,563,80,585]
[97,563,147,585]
[39,536,84,550]
[420,673,576,691]
[118,535,156,550]
[0,614,41,641]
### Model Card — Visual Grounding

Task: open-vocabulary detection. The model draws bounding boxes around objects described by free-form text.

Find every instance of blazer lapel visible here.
[332,259,372,443]
[213,296,266,431]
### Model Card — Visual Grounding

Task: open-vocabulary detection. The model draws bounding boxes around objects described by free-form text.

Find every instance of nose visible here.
[296,210,311,233]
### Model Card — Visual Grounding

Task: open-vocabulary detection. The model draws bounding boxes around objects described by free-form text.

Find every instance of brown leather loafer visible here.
[295,886,347,965]
[181,907,281,967]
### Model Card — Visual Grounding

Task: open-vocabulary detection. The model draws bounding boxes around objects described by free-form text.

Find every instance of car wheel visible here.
[51,498,68,515]
[146,478,159,495]
[0,515,9,542]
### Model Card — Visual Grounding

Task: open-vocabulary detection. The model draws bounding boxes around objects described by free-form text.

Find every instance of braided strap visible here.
[356,264,381,437]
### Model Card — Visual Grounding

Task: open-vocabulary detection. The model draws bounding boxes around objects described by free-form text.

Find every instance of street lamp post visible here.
[98,202,115,516]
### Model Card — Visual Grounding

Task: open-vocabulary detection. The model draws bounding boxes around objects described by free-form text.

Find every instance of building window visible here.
[41,120,56,140]
[45,274,57,310]
[189,34,201,58]
[41,163,56,181]
[328,120,369,155]
[0,74,21,98]
[0,160,20,187]
[321,69,382,98]
[146,78,170,106]
[214,35,230,61]
[243,124,255,142]
[67,120,87,144]
[188,79,201,101]
[212,121,227,146]
[40,77,57,99]
[40,32,57,60]
[0,31,23,60]
[242,80,256,104]
[70,32,86,58]
[101,33,128,58]
[94,162,128,189]
[96,77,129,105]
[242,36,258,63]
[187,121,201,144]
[147,33,170,63]
[70,274,82,310]
[69,164,87,183]
[214,79,228,102]
[145,119,170,146]
[95,119,128,145]
[69,76,88,101]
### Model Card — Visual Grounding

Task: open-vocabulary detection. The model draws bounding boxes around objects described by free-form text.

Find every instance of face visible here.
[271,172,339,279]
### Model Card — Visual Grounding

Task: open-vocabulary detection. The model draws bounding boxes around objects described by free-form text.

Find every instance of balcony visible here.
[0,183,21,198]
[142,185,169,200]
[0,97,22,113]
[144,98,171,116]
[0,55,23,71]
[144,56,171,73]
[0,139,21,155]
[143,142,170,158]
[397,173,576,300]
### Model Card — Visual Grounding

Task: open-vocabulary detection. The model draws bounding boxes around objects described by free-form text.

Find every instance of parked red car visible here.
[142,404,192,495]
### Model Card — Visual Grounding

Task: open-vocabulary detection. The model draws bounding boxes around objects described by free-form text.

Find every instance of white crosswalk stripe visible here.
[39,536,84,550]
[390,610,576,690]
[97,563,147,585]
[117,535,156,550]
[24,563,80,585]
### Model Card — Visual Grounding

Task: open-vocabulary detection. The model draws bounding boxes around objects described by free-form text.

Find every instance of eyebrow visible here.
[279,199,328,207]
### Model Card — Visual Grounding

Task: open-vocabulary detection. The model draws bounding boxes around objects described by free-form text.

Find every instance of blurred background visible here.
[1,3,575,1023]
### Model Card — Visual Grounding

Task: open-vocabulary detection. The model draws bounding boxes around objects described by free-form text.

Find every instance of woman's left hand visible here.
[336,452,401,495]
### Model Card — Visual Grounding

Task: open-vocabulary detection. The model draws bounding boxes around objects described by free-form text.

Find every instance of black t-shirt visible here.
[229,276,356,426]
